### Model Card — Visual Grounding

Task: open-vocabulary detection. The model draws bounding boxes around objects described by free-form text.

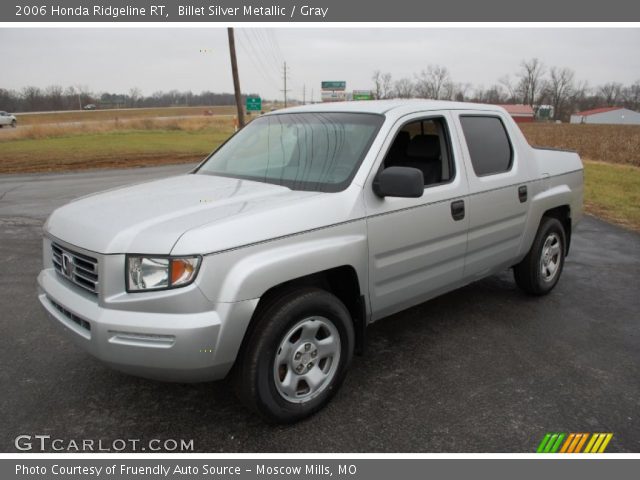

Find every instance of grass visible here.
[0,119,234,174]
[583,160,640,231]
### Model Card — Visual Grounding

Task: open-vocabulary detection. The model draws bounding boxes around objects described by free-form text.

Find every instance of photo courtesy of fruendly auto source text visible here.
[0,0,639,478]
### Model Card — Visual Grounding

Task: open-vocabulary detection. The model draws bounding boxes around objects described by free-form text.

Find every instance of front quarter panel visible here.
[195,220,369,305]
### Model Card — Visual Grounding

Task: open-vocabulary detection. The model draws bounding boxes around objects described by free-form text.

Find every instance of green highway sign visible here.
[353,90,373,101]
[246,96,262,111]
[321,81,346,91]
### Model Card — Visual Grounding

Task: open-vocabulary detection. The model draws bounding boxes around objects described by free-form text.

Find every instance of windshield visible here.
[196,112,383,192]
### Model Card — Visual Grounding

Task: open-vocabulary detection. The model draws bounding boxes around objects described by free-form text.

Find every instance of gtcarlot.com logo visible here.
[14,435,194,452]
[536,433,613,453]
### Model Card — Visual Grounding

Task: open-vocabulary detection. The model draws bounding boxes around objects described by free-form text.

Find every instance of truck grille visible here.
[48,297,91,332]
[51,242,99,295]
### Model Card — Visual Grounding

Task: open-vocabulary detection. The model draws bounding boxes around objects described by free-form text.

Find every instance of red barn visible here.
[497,104,535,123]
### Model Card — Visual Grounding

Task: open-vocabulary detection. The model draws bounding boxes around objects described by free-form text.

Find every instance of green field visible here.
[0,121,233,173]
[583,160,640,231]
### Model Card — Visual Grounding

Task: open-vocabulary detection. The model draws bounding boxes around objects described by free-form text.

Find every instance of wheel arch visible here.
[232,265,367,377]
[542,205,572,255]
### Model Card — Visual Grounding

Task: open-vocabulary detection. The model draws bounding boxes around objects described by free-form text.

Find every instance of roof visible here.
[497,104,534,115]
[574,106,623,116]
[270,99,505,117]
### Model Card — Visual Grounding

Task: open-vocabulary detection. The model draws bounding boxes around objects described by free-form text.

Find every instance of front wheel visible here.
[514,217,566,295]
[234,288,354,423]
[11,120,17,128]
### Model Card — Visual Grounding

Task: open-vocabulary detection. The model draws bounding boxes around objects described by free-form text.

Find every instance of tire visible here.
[514,216,566,295]
[234,287,355,423]
[11,120,17,128]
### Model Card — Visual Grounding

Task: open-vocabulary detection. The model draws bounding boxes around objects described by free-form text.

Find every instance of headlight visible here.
[126,255,201,292]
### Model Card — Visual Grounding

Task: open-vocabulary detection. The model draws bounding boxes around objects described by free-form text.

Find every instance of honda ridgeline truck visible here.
[38,100,583,422]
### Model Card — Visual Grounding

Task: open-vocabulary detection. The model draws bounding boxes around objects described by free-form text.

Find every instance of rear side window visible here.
[460,116,513,176]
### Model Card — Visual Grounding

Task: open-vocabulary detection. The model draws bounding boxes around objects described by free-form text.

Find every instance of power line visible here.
[253,29,282,73]
[237,30,280,91]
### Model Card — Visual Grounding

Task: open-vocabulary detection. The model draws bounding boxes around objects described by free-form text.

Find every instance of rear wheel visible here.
[514,217,566,295]
[234,288,354,423]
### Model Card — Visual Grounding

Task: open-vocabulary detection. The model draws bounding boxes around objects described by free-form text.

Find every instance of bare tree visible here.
[372,71,393,99]
[129,87,142,107]
[498,76,517,103]
[546,67,576,120]
[21,86,43,111]
[622,80,640,110]
[598,82,623,105]
[394,78,414,98]
[414,65,451,99]
[452,82,472,102]
[516,58,545,106]
[380,72,393,99]
[44,85,64,111]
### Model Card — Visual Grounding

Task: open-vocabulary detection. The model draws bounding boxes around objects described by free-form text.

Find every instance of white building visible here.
[570,107,640,125]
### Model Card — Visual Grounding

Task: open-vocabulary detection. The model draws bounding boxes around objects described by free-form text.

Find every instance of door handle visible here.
[451,200,465,221]
[518,185,528,203]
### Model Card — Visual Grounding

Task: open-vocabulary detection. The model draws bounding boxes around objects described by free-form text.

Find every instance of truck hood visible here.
[44,174,324,254]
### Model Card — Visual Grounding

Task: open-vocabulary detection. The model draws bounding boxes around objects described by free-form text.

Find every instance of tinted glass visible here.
[460,116,513,176]
[197,112,383,192]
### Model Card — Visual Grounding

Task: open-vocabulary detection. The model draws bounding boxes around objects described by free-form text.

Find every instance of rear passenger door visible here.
[364,112,470,321]
[453,112,530,281]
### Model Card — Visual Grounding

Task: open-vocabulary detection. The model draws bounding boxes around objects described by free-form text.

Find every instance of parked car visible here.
[38,100,583,422]
[0,111,17,128]
[83,104,97,110]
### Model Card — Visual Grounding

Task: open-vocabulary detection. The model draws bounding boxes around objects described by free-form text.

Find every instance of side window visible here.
[383,117,455,187]
[459,115,513,176]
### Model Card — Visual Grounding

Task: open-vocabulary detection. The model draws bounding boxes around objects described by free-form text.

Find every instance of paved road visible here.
[1,165,639,453]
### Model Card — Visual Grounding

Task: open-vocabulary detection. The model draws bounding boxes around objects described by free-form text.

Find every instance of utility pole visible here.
[281,61,291,108]
[227,27,245,128]
[74,85,83,110]
[302,84,306,105]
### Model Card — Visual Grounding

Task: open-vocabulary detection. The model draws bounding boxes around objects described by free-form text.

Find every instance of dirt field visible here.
[14,105,238,126]
[519,123,640,166]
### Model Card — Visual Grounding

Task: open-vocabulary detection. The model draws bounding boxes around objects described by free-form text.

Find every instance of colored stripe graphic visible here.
[574,433,589,453]
[537,433,613,453]
[536,433,565,453]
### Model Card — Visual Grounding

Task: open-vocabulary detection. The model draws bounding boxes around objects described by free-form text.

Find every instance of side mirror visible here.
[373,166,424,198]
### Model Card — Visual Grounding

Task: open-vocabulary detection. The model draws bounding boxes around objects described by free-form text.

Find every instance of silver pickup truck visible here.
[38,100,583,422]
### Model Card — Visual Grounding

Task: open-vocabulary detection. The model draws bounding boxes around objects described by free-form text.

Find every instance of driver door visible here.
[364,112,470,321]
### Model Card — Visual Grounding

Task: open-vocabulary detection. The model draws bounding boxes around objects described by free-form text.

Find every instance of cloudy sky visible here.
[1,27,638,100]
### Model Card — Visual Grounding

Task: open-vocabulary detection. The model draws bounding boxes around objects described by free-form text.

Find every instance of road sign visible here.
[321,91,347,102]
[321,81,346,91]
[353,90,373,101]
[246,96,262,111]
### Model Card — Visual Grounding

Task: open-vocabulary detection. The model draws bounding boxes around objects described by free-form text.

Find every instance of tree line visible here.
[372,58,640,121]
[0,86,254,113]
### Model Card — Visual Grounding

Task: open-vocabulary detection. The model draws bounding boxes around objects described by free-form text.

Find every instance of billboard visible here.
[321,91,347,102]
[321,81,346,91]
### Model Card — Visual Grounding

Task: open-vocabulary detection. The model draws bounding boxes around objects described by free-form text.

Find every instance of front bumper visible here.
[38,268,257,382]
